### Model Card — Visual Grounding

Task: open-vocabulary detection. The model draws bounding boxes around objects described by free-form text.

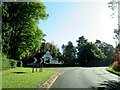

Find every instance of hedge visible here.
[2,53,23,70]
[9,59,17,68]
[2,53,10,70]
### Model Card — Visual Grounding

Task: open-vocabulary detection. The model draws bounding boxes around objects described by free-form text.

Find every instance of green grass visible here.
[2,67,55,88]
[106,67,120,76]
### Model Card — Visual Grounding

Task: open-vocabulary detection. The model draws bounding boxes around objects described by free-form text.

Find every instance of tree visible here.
[62,41,77,64]
[76,36,88,46]
[2,2,48,60]
[108,0,118,18]
[114,27,120,49]
[77,42,106,66]
[95,40,115,58]
[108,0,120,48]
[40,42,61,59]
[95,40,115,65]
[76,36,88,63]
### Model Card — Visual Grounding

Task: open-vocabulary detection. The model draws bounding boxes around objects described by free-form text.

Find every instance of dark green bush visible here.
[17,61,23,67]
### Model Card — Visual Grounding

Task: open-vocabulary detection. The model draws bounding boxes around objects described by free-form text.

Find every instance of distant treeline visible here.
[61,36,115,67]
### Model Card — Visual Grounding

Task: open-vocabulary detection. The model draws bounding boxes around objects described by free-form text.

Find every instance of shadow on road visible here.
[97,80,120,90]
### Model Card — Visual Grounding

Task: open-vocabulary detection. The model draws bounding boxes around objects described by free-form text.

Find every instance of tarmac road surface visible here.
[48,67,119,89]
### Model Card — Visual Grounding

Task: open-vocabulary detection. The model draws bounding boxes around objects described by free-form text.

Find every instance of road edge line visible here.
[48,75,59,89]
[39,72,63,89]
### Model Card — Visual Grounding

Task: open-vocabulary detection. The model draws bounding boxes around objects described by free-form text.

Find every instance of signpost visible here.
[32,57,43,73]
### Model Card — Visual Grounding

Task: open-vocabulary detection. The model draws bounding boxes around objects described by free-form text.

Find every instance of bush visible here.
[2,53,10,70]
[17,61,23,67]
[112,61,120,71]
[2,53,20,70]
[112,49,120,71]
[9,59,17,68]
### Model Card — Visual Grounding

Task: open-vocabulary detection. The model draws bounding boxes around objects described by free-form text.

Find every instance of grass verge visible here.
[106,67,120,76]
[2,67,55,88]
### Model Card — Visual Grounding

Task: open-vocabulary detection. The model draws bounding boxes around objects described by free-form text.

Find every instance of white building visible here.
[42,51,58,63]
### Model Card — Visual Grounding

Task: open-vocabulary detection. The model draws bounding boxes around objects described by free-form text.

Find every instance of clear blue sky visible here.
[38,0,118,52]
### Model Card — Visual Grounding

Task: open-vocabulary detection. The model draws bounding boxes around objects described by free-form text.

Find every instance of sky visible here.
[38,0,118,52]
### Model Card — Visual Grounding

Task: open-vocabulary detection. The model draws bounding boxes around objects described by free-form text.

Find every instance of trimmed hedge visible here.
[9,59,17,68]
[2,53,23,70]
[2,53,10,70]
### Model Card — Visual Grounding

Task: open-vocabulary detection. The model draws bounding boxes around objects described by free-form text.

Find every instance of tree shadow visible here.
[12,72,27,74]
[97,80,120,90]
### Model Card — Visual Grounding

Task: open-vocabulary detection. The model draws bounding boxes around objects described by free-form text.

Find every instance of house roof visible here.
[42,51,53,59]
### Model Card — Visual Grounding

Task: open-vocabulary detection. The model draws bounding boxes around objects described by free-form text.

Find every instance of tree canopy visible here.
[40,42,61,58]
[95,40,115,59]
[62,41,77,64]
[77,42,106,66]
[2,2,48,60]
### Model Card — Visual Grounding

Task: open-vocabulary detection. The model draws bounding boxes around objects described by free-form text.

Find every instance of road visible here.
[48,67,120,89]
[43,67,78,72]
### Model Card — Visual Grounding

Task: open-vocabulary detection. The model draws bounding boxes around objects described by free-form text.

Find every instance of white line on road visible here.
[48,76,59,89]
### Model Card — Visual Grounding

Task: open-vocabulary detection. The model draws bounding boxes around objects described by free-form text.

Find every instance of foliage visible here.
[76,36,88,46]
[25,41,62,66]
[2,53,19,70]
[2,2,48,60]
[2,53,10,70]
[108,0,120,68]
[108,0,118,18]
[40,42,61,58]
[77,42,106,66]
[116,44,120,49]
[2,67,55,88]
[112,61,120,71]
[95,40,115,66]
[62,41,77,64]
[95,40,115,59]
[9,59,17,68]
[108,0,120,47]
[112,49,120,71]
[17,61,23,67]
[114,27,120,49]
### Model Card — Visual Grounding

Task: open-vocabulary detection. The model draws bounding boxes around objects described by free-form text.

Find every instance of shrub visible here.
[2,53,10,70]
[9,59,17,68]
[2,53,20,70]
[112,61,120,71]
[112,49,120,71]
[17,61,23,67]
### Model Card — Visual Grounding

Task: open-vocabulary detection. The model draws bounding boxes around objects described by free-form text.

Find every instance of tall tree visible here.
[76,36,88,61]
[62,41,77,64]
[114,27,120,49]
[95,40,115,59]
[2,2,48,60]
[108,0,120,48]
[77,42,106,66]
